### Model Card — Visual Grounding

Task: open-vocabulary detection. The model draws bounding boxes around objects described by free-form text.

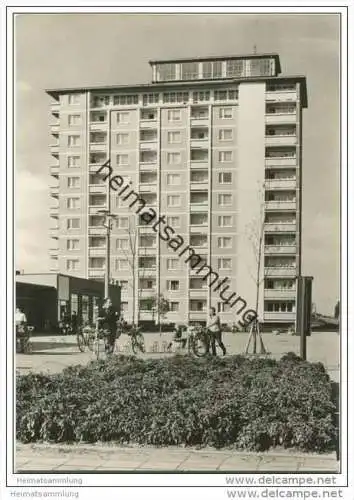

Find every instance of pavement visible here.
[15,330,340,473]
[16,443,339,473]
[16,330,340,382]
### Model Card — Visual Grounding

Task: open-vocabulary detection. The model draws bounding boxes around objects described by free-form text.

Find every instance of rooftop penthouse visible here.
[149,53,281,83]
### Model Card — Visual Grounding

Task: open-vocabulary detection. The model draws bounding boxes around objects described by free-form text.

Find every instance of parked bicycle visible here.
[168,324,210,357]
[76,321,109,360]
[117,323,145,355]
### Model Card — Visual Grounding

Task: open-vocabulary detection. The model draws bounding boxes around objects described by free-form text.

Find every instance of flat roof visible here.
[45,74,307,107]
[149,52,281,69]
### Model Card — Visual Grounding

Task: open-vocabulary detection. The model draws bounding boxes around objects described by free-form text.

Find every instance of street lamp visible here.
[97,209,117,300]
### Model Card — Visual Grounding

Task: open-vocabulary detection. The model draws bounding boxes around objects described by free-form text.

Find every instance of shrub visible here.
[16,353,337,452]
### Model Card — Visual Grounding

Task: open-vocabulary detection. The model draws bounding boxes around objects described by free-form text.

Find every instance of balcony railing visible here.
[264,267,297,277]
[263,311,296,322]
[264,178,297,190]
[264,245,297,255]
[264,289,296,299]
[265,136,297,146]
[265,200,296,211]
[264,223,297,232]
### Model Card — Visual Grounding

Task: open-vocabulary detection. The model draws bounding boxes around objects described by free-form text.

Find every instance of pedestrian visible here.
[207,307,227,356]
[100,298,119,354]
[71,311,78,334]
[15,307,27,326]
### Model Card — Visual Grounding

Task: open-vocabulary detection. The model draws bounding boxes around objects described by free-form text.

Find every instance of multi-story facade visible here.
[47,53,307,326]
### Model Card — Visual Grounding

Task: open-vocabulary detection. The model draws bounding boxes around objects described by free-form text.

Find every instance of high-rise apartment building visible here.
[47,53,307,326]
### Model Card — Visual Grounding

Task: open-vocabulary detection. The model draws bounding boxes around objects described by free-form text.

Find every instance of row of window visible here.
[66,257,233,272]
[64,171,232,189]
[63,192,234,210]
[65,234,234,251]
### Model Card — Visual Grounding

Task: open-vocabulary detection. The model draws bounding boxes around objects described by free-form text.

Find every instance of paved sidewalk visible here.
[16,443,339,473]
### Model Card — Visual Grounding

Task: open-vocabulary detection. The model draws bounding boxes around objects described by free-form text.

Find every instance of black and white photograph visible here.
[2,3,352,499]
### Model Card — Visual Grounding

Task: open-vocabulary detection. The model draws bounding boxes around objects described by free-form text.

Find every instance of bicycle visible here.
[16,324,34,354]
[119,324,145,355]
[187,324,210,357]
[76,320,109,360]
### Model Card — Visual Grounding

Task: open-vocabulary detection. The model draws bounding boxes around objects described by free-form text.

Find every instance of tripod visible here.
[244,319,268,355]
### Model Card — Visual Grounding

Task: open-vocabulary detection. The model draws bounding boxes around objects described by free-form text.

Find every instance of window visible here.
[218,193,232,206]
[167,258,178,270]
[90,257,105,269]
[67,177,80,188]
[67,218,80,229]
[67,197,80,209]
[142,93,160,105]
[181,62,199,80]
[226,60,244,77]
[68,156,80,168]
[116,217,129,229]
[167,173,181,186]
[218,215,233,227]
[167,152,181,165]
[121,302,129,313]
[167,216,180,227]
[113,94,139,106]
[117,112,129,124]
[219,172,232,184]
[117,154,129,166]
[170,302,179,312]
[167,195,181,207]
[67,239,79,250]
[219,107,233,119]
[192,91,210,103]
[167,109,181,122]
[265,302,295,313]
[218,258,232,270]
[218,302,231,313]
[202,60,222,79]
[157,63,176,81]
[120,280,129,292]
[68,94,80,105]
[68,135,80,147]
[167,280,180,291]
[92,95,110,107]
[163,92,189,104]
[66,259,79,271]
[219,151,233,162]
[218,237,232,249]
[219,129,233,141]
[116,238,129,250]
[68,114,81,126]
[116,133,129,145]
[214,89,239,101]
[168,131,181,144]
[116,259,129,271]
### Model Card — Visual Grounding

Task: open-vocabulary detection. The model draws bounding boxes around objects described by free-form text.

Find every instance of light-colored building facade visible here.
[47,53,307,326]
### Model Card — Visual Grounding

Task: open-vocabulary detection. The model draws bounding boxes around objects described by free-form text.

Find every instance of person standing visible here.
[207,307,227,356]
[99,298,119,354]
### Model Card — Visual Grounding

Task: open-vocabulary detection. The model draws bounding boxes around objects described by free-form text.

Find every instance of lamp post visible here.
[97,209,117,300]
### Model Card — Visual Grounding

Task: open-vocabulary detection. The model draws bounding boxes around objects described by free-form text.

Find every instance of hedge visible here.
[16,353,337,452]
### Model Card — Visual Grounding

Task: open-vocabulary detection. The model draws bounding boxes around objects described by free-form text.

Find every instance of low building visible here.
[16,273,121,332]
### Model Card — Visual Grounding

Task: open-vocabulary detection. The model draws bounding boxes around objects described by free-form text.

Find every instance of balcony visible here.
[88,226,106,236]
[89,184,107,194]
[264,289,296,300]
[49,227,59,238]
[265,135,297,146]
[190,214,208,230]
[49,247,59,257]
[264,223,297,232]
[189,310,207,321]
[265,157,297,167]
[264,245,297,255]
[190,107,209,127]
[90,111,107,125]
[50,205,59,218]
[90,143,107,153]
[265,113,297,125]
[88,269,105,279]
[189,235,208,250]
[265,200,296,211]
[264,267,297,277]
[50,163,59,176]
[190,171,208,190]
[50,102,60,114]
[140,151,157,166]
[190,149,209,169]
[50,185,59,197]
[89,247,106,257]
[264,178,297,190]
[50,124,60,134]
[263,311,296,322]
[50,143,59,154]
[265,91,298,103]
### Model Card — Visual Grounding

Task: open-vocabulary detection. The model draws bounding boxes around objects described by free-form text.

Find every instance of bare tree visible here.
[244,182,268,354]
[153,294,170,337]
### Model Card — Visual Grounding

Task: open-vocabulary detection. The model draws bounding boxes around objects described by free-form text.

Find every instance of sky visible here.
[14,12,340,315]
